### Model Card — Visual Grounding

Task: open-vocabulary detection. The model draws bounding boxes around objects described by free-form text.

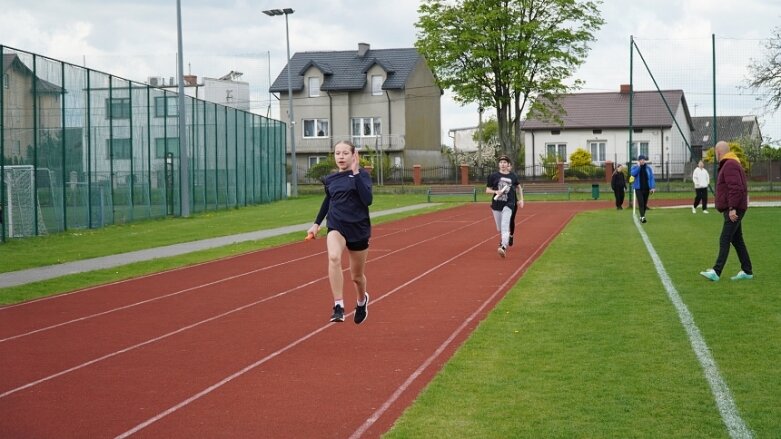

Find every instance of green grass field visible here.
[385,206,781,438]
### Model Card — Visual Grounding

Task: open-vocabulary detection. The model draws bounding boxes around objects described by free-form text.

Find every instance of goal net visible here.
[3,165,48,237]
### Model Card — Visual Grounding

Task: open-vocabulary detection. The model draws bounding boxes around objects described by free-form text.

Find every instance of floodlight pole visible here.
[176,0,190,216]
[264,8,297,197]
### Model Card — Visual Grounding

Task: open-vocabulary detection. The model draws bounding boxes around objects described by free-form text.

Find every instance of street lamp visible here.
[263,7,297,197]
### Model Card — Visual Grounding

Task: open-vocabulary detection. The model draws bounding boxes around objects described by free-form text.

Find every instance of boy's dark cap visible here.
[498,155,512,163]
[637,154,648,160]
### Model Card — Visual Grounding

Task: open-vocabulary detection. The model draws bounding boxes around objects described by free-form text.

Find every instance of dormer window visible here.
[308,77,320,97]
[371,75,383,96]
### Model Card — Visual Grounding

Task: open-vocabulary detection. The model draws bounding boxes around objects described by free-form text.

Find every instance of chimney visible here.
[358,42,370,57]
[620,84,631,94]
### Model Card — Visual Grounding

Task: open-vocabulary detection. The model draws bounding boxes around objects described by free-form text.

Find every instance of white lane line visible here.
[0,253,320,343]
[0,276,322,399]
[1,217,488,399]
[0,209,455,311]
[634,216,753,439]
[349,212,566,438]
[114,217,500,439]
[0,215,455,342]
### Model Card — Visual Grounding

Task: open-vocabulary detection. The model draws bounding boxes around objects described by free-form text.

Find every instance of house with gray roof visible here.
[269,43,442,175]
[691,115,762,158]
[2,53,63,163]
[521,85,694,176]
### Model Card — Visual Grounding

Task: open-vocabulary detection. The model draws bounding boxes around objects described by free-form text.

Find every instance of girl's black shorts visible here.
[328,228,369,251]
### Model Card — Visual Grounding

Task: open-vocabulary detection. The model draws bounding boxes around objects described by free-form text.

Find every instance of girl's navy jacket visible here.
[314,168,373,242]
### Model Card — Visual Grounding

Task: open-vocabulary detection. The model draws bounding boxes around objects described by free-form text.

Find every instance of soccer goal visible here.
[3,165,48,237]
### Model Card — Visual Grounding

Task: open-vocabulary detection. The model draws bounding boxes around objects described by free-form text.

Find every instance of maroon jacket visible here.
[714,155,748,212]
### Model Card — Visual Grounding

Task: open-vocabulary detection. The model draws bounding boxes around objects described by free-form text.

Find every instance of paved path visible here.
[0,204,433,288]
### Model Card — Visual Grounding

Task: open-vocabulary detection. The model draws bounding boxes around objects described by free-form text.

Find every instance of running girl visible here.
[307,140,372,324]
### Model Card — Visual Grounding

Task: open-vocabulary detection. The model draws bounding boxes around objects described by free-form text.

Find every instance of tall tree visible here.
[747,26,781,115]
[416,0,604,161]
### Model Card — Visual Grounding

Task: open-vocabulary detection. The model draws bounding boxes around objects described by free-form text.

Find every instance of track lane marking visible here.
[633,216,753,439]
[1,215,489,399]
[0,214,467,342]
[114,213,519,439]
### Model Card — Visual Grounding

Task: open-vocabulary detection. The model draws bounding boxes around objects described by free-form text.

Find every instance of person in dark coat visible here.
[699,141,753,282]
[611,164,627,210]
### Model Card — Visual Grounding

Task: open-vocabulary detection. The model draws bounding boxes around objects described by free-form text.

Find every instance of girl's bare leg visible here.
[348,248,369,301]
[326,230,347,301]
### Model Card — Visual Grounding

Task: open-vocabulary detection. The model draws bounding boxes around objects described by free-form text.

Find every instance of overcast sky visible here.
[1,0,780,145]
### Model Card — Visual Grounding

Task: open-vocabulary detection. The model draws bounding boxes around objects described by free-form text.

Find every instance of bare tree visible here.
[747,26,781,113]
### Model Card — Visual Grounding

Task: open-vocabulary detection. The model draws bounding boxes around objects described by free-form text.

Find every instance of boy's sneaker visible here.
[730,271,753,281]
[497,245,506,258]
[354,293,369,325]
[330,304,345,322]
[703,210,709,214]
[692,207,697,213]
[640,216,647,223]
[699,269,720,282]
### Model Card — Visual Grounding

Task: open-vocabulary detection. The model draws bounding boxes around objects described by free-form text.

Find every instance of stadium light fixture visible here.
[263,8,297,196]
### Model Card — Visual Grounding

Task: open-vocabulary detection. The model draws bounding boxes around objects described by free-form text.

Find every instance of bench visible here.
[522,183,571,200]
[426,185,477,202]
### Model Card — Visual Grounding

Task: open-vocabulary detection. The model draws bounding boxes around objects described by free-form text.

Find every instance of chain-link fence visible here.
[1,46,287,241]
[629,35,781,172]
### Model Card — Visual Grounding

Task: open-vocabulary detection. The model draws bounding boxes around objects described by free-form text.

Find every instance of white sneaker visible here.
[703,210,709,214]
[692,207,696,213]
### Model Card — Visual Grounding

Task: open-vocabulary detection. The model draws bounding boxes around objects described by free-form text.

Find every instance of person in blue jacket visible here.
[307,140,372,324]
[630,154,656,223]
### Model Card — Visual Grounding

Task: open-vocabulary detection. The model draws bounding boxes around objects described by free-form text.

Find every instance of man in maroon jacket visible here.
[699,141,753,281]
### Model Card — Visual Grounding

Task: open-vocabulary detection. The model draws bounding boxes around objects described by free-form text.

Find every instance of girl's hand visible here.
[307,224,320,237]
[518,200,524,209]
[352,151,360,175]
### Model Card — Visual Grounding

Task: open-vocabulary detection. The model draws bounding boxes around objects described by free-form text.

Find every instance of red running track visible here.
[0,202,599,438]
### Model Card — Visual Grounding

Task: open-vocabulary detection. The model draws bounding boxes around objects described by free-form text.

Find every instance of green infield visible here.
[385,206,780,438]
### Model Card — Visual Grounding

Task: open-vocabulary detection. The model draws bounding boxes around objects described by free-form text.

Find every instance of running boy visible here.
[307,140,372,324]
[486,155,523,258]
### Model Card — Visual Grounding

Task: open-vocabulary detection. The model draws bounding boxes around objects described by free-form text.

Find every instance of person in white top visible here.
[692,160,710,213]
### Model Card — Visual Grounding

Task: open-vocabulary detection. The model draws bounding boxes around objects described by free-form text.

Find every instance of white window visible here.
[154,96,178,117]
[351,117,381,146]
[629,141,649,160]
[546,143,567,162]
[308,77,320,97]
[155,137,180,158]
[589,141,606,162]
[371,75,383,96]
[106,138,132,160]
[303,119,329,138]
[2,73,8,89]
[308,156,328,167]
[106,98,131,120]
